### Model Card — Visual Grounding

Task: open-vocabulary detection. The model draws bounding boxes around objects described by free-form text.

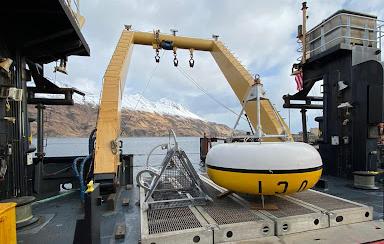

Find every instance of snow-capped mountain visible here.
[28,103,233,137]
[121,94,203,120]
[28,80,239,138]
[73,93,203,120]
[29,79,204,120]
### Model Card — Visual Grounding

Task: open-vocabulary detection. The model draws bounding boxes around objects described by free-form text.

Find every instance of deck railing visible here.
[299,12,384,61]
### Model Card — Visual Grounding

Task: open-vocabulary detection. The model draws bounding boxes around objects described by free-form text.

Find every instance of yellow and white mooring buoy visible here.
[206,142,322,195]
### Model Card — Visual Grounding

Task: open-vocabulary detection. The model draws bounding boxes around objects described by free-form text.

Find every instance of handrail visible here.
[308,35,378,55]
[307,24,381,45]
[306,12,382,36]
[297,12,384,61]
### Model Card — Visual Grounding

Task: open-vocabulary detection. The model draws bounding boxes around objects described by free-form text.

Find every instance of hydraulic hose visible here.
[88,129,97,155]
[72,155,91,202]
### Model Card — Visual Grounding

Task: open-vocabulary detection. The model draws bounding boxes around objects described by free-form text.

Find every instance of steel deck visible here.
[139,175,382,243]
[17,172,383,244]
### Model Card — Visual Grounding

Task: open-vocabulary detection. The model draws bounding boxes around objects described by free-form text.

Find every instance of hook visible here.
[189,59,194,68]
[189,48,194,68]
[155,48,160,63]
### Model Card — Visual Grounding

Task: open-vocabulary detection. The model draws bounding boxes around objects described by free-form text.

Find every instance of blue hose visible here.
[72,157,83,179]
[72,155,91,202]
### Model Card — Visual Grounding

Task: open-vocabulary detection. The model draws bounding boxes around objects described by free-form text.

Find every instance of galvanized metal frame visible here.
[196,207,274,243]
[257,198,329,236]
[197,177,275,243]
[305,11,384,60]
[140,175,378,243]
[231,81,288,141]
[200,175,328,236]
[284,189,373,227]
[140,187,213,244]
[140,144,210,210]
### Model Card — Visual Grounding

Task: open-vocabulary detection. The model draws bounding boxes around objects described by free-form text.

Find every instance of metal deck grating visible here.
[142,151,210,210]
[291,191,359,211]
[203,201,264,225]
[202,183,264,225]
[147,207,202,234]
[264,196,315,218]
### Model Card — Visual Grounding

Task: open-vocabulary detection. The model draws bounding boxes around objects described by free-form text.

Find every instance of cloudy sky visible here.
[52,0,384,132]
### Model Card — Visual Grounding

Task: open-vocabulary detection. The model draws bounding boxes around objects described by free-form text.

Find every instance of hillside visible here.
[28,103,235,137]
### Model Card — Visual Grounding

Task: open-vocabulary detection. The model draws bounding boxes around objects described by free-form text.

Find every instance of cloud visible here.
[53,0,382,133]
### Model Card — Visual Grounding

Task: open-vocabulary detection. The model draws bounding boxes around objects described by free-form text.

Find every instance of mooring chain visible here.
[152,29,196,68]
[189,48,195,68]
[154,29,161,63]
[173,47,178,67]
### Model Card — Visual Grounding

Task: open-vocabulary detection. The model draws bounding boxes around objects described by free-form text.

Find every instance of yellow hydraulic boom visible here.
[94,27,292,182]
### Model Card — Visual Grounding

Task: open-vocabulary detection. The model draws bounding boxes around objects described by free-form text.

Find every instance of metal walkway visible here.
[140,175,381,244]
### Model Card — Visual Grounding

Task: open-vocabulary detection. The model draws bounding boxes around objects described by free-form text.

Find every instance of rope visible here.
[132,50,166,112]
[121,50,166,136]
[176,66,248,123]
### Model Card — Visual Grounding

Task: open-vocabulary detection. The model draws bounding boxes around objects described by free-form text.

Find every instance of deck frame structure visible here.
[139,175,379,243]
[94,28,292,192]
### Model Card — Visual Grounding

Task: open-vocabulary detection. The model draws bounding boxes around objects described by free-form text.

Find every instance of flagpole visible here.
[301,1,308,63]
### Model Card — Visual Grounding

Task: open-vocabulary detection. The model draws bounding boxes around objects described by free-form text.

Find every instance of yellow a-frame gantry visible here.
[93,28,293,180]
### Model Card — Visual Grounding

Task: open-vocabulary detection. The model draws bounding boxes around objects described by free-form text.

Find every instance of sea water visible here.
[39,137,202,170]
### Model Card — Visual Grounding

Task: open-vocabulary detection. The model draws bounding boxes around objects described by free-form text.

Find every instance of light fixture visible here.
[338,81,348,91]
[54,57,68,75]
[0,58,13,73]
[337,102,353,109]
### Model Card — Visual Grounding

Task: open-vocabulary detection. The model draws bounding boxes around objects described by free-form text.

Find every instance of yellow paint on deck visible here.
[207,168,322,195]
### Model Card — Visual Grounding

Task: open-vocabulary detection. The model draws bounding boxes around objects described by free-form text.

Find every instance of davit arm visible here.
[94,28,293,181]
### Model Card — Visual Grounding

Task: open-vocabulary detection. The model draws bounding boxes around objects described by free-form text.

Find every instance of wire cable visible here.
[132,50,166,112]
[121,50,166,135]
[176,66,248,123]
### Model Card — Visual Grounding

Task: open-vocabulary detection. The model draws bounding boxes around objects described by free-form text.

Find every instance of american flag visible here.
[295,71,303,91]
